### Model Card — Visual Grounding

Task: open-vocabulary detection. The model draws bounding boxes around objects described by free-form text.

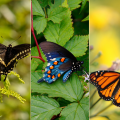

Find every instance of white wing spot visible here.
[51,58,56,61]
[47,63,50,66]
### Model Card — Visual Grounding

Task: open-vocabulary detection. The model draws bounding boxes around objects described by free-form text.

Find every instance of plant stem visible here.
[31,0,45,62]
[90,98,101,109]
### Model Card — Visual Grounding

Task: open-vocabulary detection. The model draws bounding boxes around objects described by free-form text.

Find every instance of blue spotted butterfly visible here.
[38,41,83,84]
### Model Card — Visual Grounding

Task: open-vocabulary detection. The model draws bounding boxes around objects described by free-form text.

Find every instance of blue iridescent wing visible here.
[40,41,77,62]
[38,57,72,83]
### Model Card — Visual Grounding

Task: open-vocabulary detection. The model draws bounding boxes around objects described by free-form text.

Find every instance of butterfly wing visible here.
[113,85,120,107]
[62,69,72,82]
[39,41,83,83]
[0,44,7,54]
[40,41,77,62]
[0,44,7,80]
[11,44,30,60]
[90,71,120,107]
[98,79,120,107]
[38,57,72,83]
[0,44,30,81]
[90,71,120,90]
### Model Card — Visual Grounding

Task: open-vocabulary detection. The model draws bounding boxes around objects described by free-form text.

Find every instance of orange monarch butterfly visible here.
[90,71,120,107]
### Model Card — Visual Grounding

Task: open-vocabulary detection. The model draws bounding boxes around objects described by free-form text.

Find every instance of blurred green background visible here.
[0,0,30,120]
[90,0,120,120]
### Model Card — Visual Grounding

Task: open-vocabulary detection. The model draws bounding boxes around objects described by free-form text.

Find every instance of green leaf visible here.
[79,0,87,14]
[47,0,68,23]
[44,9,74,46]
[62,0,69,8]
[32,0,45,16]
[48,7,68,23]
[31,71,42,84]
[31,96,62,120]
[31,46,47,73]
[50,0,82,11]
[82,15,89,22]
[33,16,47,34]
[57,98,71,107]
[60,97,89,120]
[64,35,89,57]
[31,46,46,64]
[80,97,89,119]
[31,73,83,102]
[54,0,64,7]
[77,47,89,73]
[31,59,38,71]
[67,0,82,11]
[38,0,49,8]
[31,46,39,59]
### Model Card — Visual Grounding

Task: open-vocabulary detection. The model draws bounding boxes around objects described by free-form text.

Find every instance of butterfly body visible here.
[0,43,30,81]
[38,41,83,84]
[90,71,120,107]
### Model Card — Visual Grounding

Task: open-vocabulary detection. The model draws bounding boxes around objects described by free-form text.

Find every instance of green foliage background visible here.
[0,0,30,120]
[31,0,89,120]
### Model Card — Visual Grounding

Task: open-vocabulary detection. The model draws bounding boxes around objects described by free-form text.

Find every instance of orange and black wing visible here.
[90,71,120,107]
[113,87,120,107]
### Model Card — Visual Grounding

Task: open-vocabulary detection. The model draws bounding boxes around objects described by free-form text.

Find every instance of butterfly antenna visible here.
[82,66,88,74]
[11,36,21,45]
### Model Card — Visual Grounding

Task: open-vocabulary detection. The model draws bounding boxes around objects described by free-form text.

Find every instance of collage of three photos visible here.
[0,0,120,120]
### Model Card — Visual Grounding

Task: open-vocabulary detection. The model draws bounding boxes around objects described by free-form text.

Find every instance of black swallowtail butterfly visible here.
[0,43,30,81]
[38,41,83,84]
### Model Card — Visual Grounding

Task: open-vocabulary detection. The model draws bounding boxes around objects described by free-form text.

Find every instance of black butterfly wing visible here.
[5,43,30,72]
[11,44,30,60]
[0,44,7,54]
[59,60,73,71]
[40,41,77,62]
[0,44,7,65]
[0,44,7,80]
[0,44,30,81]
